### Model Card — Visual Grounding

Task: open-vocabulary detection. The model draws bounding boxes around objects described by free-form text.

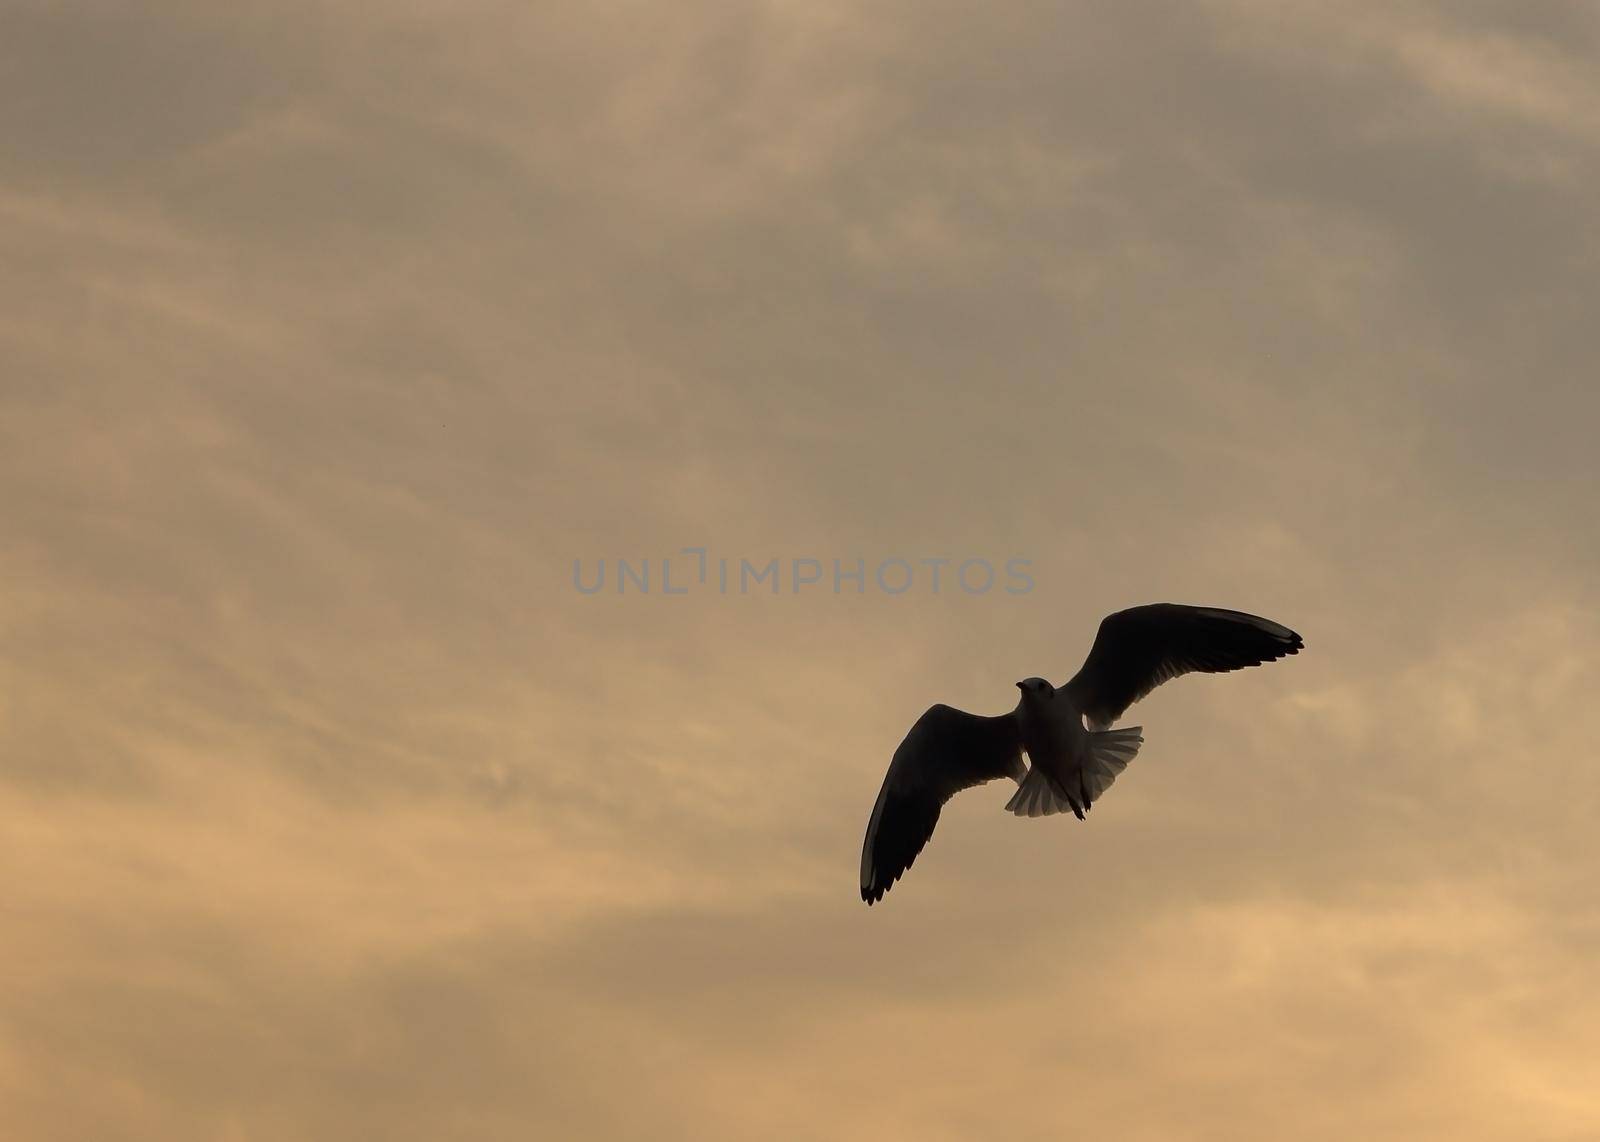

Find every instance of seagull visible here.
[859,604,1304,904]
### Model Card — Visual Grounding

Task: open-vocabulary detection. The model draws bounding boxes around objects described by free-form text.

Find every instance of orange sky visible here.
[3,2,1599,1139]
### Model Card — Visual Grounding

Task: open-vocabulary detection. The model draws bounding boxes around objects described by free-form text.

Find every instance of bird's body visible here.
[1015,678,1085,776]
[1014,677,1092,807]
[860,603,1304,904]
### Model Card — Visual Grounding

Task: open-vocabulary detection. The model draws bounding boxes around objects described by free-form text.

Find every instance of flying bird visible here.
[859,604,1304,904]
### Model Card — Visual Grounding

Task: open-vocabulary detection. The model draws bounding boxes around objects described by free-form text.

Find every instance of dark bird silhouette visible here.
[860,604,1304,904]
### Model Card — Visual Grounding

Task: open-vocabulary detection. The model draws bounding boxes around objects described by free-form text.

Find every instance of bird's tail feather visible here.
[1005,767,1074,818]
[1083,727,1142,806]
[1004,727,1143,819]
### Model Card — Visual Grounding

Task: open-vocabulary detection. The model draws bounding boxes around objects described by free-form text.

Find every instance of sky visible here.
[2,1,1599,1138]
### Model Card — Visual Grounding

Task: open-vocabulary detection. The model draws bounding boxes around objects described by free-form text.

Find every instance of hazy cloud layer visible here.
[3,2,1598,1139]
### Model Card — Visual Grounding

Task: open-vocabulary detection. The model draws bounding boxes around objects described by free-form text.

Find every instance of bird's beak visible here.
[1015,681,1024,690]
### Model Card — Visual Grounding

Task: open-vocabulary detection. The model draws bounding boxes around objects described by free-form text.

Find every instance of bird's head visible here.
[1015,677,1053,700]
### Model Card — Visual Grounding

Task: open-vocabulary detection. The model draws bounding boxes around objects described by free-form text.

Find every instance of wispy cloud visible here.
[3,1,1598,1138]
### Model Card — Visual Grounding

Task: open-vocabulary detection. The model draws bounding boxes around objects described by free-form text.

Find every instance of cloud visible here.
[2,0,1598,1138]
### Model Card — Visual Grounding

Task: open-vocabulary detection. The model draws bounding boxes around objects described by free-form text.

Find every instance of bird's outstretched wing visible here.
[1061,604,1304,729]
[860,704,1023,905]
